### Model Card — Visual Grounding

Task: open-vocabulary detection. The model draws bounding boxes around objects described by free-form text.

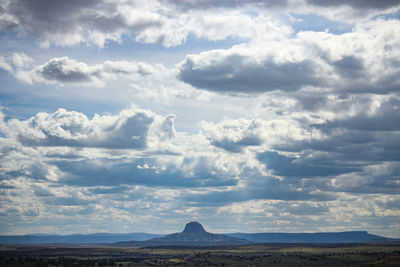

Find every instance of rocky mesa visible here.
[114,222,252,247]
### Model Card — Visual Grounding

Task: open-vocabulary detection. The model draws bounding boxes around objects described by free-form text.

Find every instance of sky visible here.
[0,0,399,237]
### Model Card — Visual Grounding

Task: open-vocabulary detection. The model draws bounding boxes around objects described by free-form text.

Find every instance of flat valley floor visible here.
[1,242,399,266]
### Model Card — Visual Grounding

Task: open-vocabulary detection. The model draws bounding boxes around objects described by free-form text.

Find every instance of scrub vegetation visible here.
[1,243,399,266]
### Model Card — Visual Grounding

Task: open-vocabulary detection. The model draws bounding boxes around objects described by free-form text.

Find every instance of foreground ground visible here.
[0,242,399,266]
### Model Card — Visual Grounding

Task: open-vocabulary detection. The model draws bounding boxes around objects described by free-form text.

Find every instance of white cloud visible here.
[1,0,400,237]
[300,0,400,22]
[178,19,400,95]
[3,0,397,48]
[201,119,263,153]
[3,105,175,150]
[215,193,400,236]
[0,0,162,47]
[17,57,161,87]
[0,52,33,73]
[136,10,292,47]
[0,100,399,236]
[0,55,12,72]
[11,53,33,68]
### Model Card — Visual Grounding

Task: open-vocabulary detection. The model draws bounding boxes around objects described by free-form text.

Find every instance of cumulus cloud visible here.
[0,0,162,47]
[0,0,289,47]
[329,162,400,194]
[165,0,400,13]
[0,55,12,72]
[314,97,400,131]
[11,52,33,68]
[2,0,397,48]
[0,52,33,72]
[257,151,360,178]
[52,155,239,188]
[0,106,242,188]
[1,0,400,238]
[183,173,334,206]
[201,119,263,153]
[178,45,318,93]
[3,106,175,149]
[18,57,159,86]
[0,99,399,235]
[178,19,400,94]
[216,194,400,235]
[196,91,400,201]
[307,0,400,10]
[162,0,288,10]
[165,0,400,24]
[201,114,324,154]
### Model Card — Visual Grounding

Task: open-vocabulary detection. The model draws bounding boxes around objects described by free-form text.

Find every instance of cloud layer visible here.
[178,19,400,94]
[2,0,399,47]
[0,0,399,237]
[11,57,159,87]
[1,94,399,234]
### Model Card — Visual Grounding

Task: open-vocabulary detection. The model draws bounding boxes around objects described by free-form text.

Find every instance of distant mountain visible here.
[1,225,398,245]
[114,222,253,247]
[227,231,398,243]
[0,233,163,244]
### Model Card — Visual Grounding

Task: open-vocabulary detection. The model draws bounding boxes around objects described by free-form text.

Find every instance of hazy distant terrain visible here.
[1,222,397,245]
[229,231,398,244]
[0,233,163,245]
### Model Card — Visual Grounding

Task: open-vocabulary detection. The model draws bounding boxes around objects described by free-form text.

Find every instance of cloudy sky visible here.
[0,0,399,237]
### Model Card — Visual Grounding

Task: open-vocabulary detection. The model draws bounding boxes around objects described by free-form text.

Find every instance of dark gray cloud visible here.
[37,58,92,83]
[1,0,161,46]
[1,0,399,49]
[256,148,400,195]
[178,46,400,95]
[5,0,98,33]
[307,0,400,9]
[42,196,93,206]
[261,97,400,195]
[182,168,335,207]
[275,128,400,164]
[285,97,400,166]
[325,163,400,195]
[178,53,318,93]
[315,97,400,131]
[164,0,400,12]
[211,136,262,153]
[54,157,238,188]
[162,0,287,10]
[386,199,400,210]
[178,19,400,95]
[88,185,130,195]
[282,202,328,215]
[257,151,360,178]
[32,57,156,85]
[3,161,52,182]
[183,185,332,206]
[332,56,366,79]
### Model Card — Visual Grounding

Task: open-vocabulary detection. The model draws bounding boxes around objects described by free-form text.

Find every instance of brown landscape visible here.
[1,242,400,266]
